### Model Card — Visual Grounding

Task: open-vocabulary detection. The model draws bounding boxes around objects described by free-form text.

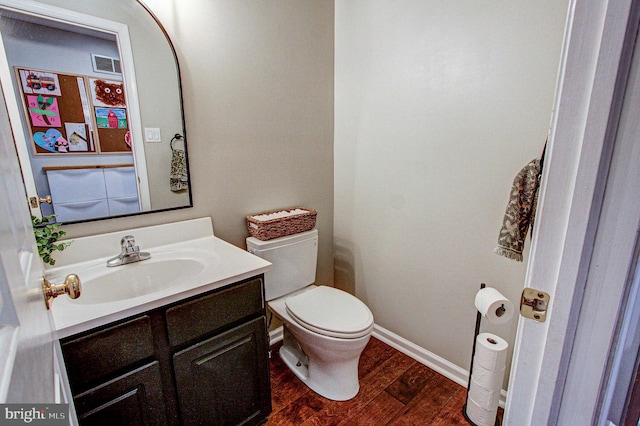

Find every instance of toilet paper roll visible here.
[471,364,506,391]
[474,287,514,325]
[469,376,502,409]
[474,332,509,371]
[466,395,498,426]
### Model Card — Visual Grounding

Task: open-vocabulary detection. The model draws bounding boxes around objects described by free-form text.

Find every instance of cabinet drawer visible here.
[53,199,109,223]
[61,315,155,391]
[166,278,264,347]
[47,168,107,203]
[108,197,140,216]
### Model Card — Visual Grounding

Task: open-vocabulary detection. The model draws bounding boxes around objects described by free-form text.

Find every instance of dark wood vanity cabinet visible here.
[174,318,269,425]
[60,276,272,426]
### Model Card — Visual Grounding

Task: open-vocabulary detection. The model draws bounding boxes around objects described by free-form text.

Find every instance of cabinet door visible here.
[104,166,138,198]
[173,317,271,426]
[74,361,167,426]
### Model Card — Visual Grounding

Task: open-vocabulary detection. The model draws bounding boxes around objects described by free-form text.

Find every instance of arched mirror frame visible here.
[0,0,191,224]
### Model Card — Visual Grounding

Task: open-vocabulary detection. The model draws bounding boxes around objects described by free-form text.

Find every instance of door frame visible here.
[504,0,640,424]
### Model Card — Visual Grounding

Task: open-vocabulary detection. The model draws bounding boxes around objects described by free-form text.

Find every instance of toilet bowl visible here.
[246,229,374,401]
[270,285,374,400]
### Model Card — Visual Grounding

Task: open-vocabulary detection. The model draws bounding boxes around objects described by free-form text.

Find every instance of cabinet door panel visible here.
[173,317,271,426]
[74,361,167,426]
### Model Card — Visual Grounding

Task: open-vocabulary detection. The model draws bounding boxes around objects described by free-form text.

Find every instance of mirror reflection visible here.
[0,0,191,224]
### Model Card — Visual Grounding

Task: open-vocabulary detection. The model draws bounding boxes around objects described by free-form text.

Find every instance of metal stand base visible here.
[462,404,500,426]
[464,283,501,426]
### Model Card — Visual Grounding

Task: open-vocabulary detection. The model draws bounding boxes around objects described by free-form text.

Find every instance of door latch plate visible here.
[520,288,550,323]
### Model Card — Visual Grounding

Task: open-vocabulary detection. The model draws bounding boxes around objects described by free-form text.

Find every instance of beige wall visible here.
[334,1,567,388]
[61,0,336,286]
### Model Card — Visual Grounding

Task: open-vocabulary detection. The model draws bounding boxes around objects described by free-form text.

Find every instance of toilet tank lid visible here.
[246,228,318,250]
[285,286,373,335]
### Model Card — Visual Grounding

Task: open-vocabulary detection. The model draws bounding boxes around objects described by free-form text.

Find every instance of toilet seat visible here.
[285,286,374,339]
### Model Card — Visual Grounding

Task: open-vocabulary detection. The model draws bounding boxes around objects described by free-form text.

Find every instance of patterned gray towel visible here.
[494,158,541,261]
[170,148,188,192]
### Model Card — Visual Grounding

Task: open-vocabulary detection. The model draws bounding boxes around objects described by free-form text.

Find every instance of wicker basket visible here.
[246,207,317,241]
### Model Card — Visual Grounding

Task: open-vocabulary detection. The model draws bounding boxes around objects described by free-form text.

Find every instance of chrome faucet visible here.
[106,235,151,267]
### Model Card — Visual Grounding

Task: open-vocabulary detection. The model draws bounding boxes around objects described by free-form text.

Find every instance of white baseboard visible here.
[268,323,507,407]
[269,326,283,346]
[371,324,469,387]
[372,324,507,408]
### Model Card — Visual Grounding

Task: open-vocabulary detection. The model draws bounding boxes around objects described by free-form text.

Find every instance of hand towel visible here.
[170,148,188,192]
[494,158,541,261]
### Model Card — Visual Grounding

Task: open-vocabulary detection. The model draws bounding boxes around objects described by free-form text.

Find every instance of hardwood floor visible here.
[266,337,503,425]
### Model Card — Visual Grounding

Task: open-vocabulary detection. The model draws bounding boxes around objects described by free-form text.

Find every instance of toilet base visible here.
[278,325,366,401]
[279,342,310,381]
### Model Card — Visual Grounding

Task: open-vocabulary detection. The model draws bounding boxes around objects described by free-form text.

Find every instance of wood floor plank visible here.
[270,371,311,413]
[389,372,460,425]
[358,338,398,379]
[429,386,469,426]
[360,349,418,392]
[269,348,293,389]
[384,362,436,405]
[269,350,313,413]
[299,350,417,425]
[336,391,406,426]
[266,392,326,425]
[298,408,344,426]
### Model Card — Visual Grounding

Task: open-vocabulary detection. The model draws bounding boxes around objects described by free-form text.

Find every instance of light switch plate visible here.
[144,127,161,142]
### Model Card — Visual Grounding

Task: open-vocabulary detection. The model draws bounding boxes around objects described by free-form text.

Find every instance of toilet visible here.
[246,229,374,401]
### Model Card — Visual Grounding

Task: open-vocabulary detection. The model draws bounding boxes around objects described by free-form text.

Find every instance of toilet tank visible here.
[246,229,318,301]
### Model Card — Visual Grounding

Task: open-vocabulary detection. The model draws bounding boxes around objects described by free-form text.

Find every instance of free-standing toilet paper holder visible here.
[462,283,501,426]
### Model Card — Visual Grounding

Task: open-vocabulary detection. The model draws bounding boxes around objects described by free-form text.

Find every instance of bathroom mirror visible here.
[0,0,191,224]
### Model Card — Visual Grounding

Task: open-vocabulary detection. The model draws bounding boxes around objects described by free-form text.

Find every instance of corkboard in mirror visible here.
[15,67,132,155]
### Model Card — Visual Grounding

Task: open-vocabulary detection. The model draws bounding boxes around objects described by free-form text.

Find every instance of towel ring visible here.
[170,133,184,150]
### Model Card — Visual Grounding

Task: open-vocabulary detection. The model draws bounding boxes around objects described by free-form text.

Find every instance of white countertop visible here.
[46,218,271,339]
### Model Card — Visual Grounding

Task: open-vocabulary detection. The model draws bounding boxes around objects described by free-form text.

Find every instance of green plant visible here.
[31,215,72,266]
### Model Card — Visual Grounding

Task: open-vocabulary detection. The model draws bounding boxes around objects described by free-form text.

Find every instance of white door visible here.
[505,0,640,424]
[0,77,57,401]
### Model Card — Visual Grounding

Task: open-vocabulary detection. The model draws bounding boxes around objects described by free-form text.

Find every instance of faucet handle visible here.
[121,235,139,254]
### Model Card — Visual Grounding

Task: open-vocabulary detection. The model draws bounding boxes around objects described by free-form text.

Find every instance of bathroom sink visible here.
[45,218,272,338]
[67,251,212,305]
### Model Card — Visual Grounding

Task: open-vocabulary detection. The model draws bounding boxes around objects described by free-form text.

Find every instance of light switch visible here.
[144,127,161,142]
